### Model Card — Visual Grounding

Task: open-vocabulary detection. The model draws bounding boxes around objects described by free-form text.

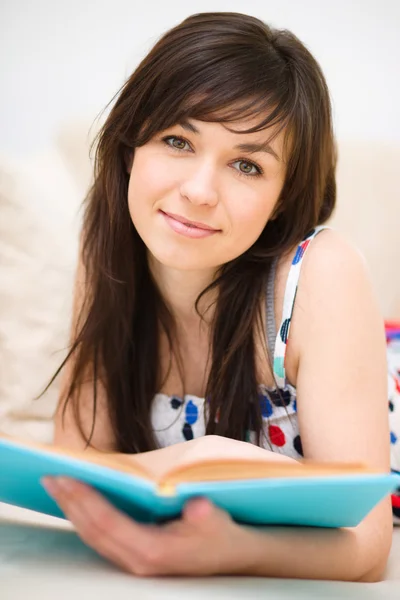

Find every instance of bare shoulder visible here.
[293,227,380,318]
[300,228,371,287]
[286,228,384,378]
[299,226,383,337]
[275,228,369,306]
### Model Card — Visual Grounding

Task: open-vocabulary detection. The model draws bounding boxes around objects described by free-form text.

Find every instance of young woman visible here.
[42,12,397,581]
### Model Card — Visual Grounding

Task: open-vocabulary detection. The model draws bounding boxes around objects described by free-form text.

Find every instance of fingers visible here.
[183,497,215,522]
[41,477,156,573]
[41,478,239,577]
[183,497,233,531]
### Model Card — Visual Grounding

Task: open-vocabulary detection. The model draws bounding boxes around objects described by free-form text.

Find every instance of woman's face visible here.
[127,117,286,271]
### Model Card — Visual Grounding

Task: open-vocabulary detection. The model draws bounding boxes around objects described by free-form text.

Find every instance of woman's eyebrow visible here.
[234,141,280,161]
[178,120,280,162]
[179,120,200,134]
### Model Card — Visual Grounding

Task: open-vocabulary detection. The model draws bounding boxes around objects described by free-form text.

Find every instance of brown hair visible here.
[51,12,336,452]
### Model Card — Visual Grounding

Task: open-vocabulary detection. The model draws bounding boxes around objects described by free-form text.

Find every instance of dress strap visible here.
[266,257,279,359]
[273,226,329,387]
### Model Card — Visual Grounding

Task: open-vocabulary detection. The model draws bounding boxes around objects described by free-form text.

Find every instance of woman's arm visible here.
[240,504,390,581]
[244,229,391,581]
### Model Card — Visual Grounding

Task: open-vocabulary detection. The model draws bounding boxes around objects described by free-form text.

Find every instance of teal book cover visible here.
[0,436,399,528]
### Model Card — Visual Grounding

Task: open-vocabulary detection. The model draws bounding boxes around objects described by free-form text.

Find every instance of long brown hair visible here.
[52,12,336,452]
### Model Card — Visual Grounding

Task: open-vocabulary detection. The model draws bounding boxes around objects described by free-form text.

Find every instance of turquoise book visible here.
[0,435,399,528]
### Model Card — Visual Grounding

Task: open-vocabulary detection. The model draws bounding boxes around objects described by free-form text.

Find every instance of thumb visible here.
[183,497,231,528]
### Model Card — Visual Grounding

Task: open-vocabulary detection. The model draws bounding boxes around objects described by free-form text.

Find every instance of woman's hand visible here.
[41,476,259,576]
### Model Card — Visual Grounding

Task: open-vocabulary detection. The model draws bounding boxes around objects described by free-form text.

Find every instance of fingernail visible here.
[185,497,212,520]
[41,477,59,497]
[56,477,75,492]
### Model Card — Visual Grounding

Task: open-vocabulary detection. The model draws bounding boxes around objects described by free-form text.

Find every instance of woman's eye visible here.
[163,136,191,151]
[162,136,262,178]
[232,160,263,177]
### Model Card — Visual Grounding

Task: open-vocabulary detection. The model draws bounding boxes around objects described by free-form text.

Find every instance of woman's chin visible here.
[146,245,219,272]
[153,254,215,271]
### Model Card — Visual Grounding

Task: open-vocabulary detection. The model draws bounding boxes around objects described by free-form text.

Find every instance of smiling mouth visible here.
[160,210,220,232]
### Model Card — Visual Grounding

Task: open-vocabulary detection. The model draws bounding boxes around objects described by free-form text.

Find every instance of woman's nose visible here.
[179,162,219,207]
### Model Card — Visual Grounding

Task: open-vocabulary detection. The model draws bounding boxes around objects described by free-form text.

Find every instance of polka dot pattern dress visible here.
[150,227,400,522]
[387,325,400,524]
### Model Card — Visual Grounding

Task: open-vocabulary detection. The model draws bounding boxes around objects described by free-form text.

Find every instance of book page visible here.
[158,437,376,485]
[0,434,379,487]
[0,433,153,479]
[161,457,376,486]
[127,437,295,481]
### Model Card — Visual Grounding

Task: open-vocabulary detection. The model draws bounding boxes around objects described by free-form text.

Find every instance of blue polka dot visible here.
[293,399,297,412]
[280,318,291,343]
[390,431,398,445]
[260,394,273,418]
[185,400,198,425]
[182,423,194,440]
[293,434,303,456]
[170,396,182,409]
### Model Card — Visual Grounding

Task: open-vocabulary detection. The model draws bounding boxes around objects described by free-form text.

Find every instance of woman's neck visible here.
[148,254,218,326]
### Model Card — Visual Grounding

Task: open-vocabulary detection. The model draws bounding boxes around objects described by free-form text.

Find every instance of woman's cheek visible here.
[229,196,272,236]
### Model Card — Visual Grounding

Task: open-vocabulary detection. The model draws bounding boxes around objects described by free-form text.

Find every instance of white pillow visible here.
[0,150,82,442]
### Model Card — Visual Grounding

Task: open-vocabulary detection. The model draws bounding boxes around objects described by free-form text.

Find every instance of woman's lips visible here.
[160,210,221,239]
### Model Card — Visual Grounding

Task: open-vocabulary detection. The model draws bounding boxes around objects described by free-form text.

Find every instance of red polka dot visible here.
[395,378,400,394]
[269,424,286,447]
[392,495,400,509]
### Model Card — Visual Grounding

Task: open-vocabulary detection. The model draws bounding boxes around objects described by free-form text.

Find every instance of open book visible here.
[0,435,399,528]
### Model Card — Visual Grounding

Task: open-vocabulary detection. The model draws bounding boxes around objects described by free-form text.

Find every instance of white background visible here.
[1,0,399,156]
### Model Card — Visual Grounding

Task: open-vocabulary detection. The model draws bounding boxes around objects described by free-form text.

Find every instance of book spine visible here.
[156,482,177,497]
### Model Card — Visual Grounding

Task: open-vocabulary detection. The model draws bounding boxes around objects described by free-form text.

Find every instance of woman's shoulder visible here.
[287,227,378,354]
[272,228,375,386]
[295,228,374,321]
[299,227,368,276]
[277,227,370,299]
